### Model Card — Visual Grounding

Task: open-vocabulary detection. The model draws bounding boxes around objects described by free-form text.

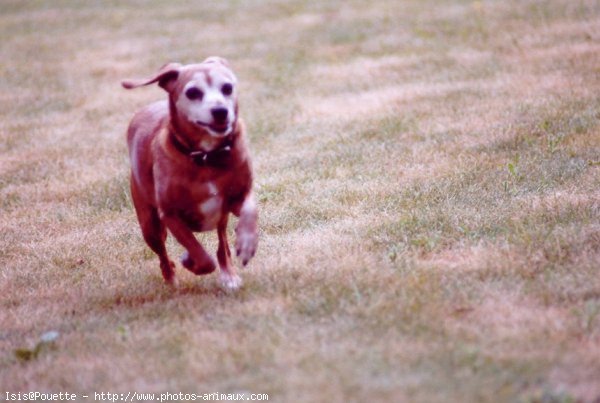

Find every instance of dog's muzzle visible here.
[192,107,230,135]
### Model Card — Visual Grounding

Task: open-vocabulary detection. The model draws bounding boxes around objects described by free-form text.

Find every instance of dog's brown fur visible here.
[122,58,258,290]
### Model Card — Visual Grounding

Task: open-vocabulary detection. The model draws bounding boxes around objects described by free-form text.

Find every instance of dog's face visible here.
[174,58,238,138]
[122,57,238,138]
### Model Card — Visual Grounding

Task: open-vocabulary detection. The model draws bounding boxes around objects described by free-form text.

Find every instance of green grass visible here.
[1,0,599,402]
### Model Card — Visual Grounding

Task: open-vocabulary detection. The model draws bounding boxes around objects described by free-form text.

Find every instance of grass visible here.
[1,0,599,401]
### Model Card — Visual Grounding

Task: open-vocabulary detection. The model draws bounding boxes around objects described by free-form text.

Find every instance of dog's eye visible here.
[185,87,203,101]
[221,83,233,96]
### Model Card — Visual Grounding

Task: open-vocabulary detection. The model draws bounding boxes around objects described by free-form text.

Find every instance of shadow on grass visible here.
[91,276,248,312]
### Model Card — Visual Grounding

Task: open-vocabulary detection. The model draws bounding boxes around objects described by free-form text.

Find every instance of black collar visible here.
[169,129,236,168]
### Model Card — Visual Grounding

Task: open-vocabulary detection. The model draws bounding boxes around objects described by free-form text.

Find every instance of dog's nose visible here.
[211,107,228,123]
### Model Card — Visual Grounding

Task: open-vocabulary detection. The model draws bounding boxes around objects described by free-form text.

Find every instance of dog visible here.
[122,57,258,290]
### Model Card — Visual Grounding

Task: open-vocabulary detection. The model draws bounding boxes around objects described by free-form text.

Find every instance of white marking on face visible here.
[175,67,238,138]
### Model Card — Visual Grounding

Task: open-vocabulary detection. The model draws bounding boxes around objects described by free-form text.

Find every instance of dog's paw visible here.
[235,229,258,267]
[180,251,194,270]
[165,275,179,288]
[160,259,177,286]
[181,251,216,275]
[219,271,243,291]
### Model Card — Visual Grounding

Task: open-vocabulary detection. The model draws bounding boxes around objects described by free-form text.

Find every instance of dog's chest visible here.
[171,174,239,232]
[156,152,251,232]
[194,181,222,230]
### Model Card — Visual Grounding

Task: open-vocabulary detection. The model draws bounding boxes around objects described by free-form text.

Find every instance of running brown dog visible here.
[122,57,258,290]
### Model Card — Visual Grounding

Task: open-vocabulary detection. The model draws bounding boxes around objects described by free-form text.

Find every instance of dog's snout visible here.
[211,107,228,122]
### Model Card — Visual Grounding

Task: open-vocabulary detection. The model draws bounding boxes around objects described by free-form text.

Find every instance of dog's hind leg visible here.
[130,175,176,285]
[216,215,242,291]
[160,212,216,276]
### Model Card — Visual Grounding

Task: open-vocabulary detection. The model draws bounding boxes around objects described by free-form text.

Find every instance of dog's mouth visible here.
[195,120,230,136]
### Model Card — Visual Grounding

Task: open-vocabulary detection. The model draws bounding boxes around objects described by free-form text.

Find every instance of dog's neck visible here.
[167,121,238,168]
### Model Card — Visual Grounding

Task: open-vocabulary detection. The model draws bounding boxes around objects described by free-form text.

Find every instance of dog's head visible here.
[122,57,238,139]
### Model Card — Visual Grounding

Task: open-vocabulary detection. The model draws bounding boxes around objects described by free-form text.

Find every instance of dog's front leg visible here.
[234,192,258,266]
[161,212,216,275]
[217,215,242,291]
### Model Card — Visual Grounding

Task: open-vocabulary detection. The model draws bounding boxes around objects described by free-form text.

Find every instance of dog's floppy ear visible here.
[121,63,182,91]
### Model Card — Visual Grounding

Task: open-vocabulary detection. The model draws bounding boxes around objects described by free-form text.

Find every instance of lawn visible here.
[0,0,599,401]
